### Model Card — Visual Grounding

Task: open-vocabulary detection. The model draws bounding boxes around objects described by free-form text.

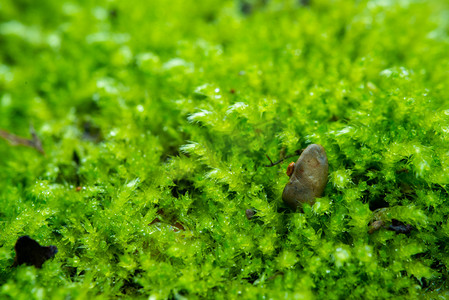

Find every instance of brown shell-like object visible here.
[282,144,329,210]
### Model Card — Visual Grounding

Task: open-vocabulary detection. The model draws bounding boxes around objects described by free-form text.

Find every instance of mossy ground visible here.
[1,0,449,299]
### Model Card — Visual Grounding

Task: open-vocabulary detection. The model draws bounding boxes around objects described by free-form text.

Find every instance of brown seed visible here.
[282,144,329,210]
[245,208,255,220]
[368,220,385,234]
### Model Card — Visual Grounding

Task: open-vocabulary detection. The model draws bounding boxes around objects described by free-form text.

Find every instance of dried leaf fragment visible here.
[13,236,58,268]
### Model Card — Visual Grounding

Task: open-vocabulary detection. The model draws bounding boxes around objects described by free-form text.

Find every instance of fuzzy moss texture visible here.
[1,0,449,299]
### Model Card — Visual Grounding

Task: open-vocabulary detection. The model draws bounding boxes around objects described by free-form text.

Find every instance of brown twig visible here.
[264,149,303,167]
[265,154,274,165]
[0,125,45,155]
[267,271,284,281]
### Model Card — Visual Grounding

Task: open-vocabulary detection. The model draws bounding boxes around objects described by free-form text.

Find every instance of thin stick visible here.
[264,149,303,167]
[265,154,274,165]
[0,125,45,155]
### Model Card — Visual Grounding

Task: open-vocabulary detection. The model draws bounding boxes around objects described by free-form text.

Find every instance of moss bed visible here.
[1,0,449,299]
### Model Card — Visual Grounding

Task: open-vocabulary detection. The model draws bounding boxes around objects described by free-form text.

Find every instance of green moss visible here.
[1,0,449,298]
